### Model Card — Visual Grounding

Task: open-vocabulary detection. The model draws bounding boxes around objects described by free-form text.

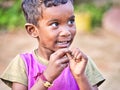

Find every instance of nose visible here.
[59,26,71,37]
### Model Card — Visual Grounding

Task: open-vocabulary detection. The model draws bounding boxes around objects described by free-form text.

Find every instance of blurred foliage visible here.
[74,2,112,28]
[74,0,93,5]
[0,0,25,31]
[0,0,113,31]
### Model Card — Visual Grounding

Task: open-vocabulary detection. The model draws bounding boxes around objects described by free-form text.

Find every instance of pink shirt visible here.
[20,53,79,90]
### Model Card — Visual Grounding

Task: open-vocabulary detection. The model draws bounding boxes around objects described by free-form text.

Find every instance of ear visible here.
[25,23,39,38]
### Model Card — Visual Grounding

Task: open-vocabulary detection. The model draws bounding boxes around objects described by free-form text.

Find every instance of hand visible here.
[44,48,71,82]
[66,48,88,78]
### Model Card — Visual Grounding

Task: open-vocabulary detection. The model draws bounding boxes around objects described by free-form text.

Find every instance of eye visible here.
[68,19,75,26]
[51,22,59,28]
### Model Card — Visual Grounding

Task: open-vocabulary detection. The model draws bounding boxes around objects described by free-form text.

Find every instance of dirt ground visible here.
[0,28,120,90]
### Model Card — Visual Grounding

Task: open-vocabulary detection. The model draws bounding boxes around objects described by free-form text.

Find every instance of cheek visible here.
[43,32,57,44]
[71,27,76,37]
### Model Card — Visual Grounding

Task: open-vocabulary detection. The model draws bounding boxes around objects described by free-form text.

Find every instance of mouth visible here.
[56,40,71,48]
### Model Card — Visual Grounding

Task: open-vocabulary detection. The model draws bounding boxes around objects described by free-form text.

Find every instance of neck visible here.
[37,46,54,60]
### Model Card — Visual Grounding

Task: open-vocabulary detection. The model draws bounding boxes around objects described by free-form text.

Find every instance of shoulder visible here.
[0,54,28,87]
[10,54,25,67]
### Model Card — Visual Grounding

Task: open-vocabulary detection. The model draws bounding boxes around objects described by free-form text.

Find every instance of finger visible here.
[55,56,69,65]
[73,51,80,60]
[53,48,71,59]
[60,63,68,69]
[60,56,69,64]
[71,48,76,56]
[71,48,79,58]
[76,53,82,60]
[66,52,73,60]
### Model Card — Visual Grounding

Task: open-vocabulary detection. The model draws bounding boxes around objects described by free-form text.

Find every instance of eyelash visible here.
[50,18,75,28]
[51,22,59,28]
[68,19,75,26]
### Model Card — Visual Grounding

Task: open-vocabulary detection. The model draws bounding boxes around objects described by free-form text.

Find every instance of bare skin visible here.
[12,1,98,90]
[12,48,98,90]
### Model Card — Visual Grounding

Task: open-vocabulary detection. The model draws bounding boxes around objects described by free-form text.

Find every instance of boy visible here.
[0,0,105,90]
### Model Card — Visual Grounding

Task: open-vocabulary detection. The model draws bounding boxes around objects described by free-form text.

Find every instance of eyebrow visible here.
[67,15,75,21]
[68,15,75,19]
[47,19,58,23]
[47,15,75,23]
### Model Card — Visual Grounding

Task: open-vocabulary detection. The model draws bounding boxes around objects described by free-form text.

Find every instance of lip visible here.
[56,40,71,48]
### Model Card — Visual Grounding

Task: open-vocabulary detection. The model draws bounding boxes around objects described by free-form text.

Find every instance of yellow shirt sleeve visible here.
[85,56,105,86]
[0,55,28,88]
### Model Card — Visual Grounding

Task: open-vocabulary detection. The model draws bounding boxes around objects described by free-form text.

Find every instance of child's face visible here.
[37,1,76,52]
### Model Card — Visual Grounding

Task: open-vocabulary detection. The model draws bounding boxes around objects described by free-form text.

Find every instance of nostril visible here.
[59,30,71,37]
[60,32,71,37]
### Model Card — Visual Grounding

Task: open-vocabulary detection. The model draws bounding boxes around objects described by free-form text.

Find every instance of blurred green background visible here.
[0,0,116,32]
[0,0,24,31]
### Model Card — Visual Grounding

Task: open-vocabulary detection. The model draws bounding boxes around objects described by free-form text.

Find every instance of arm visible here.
[92,85,98,90]
[12,78,98,90]
[74,74,98,90]
[11,48,71,90]
[30,78,48,90]
[31,48,71,90]
[67,48,99,90]
[12,82,27,90]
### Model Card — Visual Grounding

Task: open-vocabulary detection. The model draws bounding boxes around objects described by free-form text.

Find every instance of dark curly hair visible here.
[21,0,73,26]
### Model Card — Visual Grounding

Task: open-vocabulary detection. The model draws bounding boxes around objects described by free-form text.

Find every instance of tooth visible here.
[58,41,67,44]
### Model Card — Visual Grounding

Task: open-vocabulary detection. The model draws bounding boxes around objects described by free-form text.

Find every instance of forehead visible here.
[41,1,74,20]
